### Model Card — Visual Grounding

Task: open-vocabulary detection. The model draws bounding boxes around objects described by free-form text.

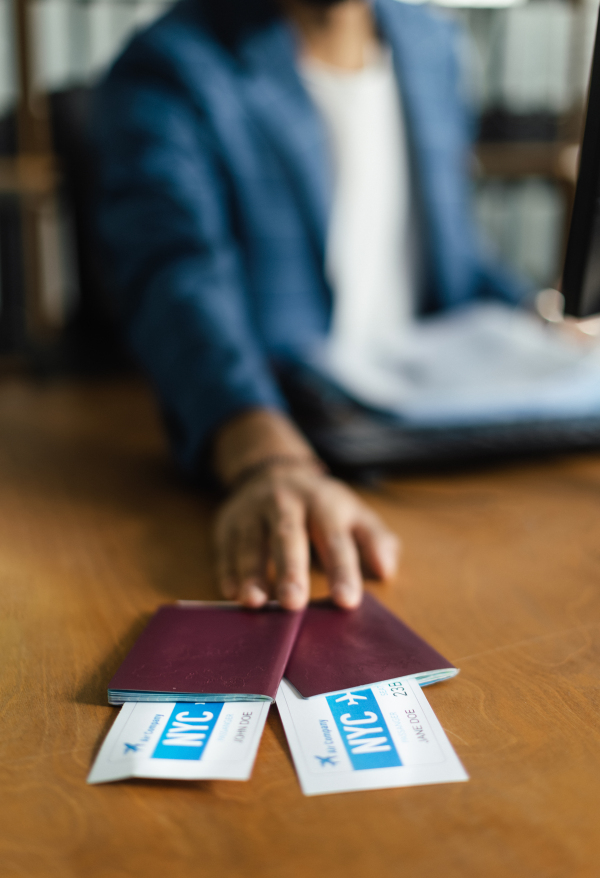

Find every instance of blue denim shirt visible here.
[94,0,526,471]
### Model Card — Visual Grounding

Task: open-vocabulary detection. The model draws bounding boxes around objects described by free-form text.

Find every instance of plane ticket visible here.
[87,700,270,784]
[276,676,468,796]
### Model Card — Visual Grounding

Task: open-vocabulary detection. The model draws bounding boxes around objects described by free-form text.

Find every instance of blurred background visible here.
[0,0,598,372]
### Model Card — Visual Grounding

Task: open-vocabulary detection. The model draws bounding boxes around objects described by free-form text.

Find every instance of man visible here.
[94,0,522,611]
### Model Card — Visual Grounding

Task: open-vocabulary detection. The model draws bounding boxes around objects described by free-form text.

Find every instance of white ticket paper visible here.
[276,677,468,796]
[87,700,270,784]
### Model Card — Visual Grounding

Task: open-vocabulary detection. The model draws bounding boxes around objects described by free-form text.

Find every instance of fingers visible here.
[353,513,400,581]
[215,517,238,601]
[215,511,268,608]
[215,474,400,614]
[234,517,269,608]
[267,492,310,611]
[310,491,400,607]
[215,490,311,611]
[310,512,363,609]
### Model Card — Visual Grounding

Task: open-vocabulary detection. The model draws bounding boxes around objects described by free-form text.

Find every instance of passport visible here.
[284,593,457,698]
[108,602,304,705]
[107,595,456,706]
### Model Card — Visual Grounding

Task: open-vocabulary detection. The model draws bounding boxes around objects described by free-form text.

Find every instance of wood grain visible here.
[1,377,600,878]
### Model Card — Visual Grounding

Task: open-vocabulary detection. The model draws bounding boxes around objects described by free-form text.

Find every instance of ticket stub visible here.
[276,677,468,796]
[88,701,270,784]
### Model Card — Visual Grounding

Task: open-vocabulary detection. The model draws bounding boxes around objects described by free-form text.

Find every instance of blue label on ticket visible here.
[326,689,402,771]
[152,703,224,761]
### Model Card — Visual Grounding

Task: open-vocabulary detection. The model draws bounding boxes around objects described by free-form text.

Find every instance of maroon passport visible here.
[108,602,304,705]
[284,593,456,698]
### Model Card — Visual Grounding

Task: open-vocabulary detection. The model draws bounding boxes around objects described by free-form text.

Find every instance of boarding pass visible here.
[276,676,468,796]
[88,700,269,784]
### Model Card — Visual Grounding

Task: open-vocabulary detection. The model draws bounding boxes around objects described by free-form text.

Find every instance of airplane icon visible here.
[123,743,140,754]
[315,755,337,767]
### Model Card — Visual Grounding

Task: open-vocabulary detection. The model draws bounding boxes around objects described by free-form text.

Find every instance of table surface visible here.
[2,376,600,878]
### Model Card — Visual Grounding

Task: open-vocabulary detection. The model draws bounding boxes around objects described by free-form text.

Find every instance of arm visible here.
[95,31,398,609]
[94,37,286,472]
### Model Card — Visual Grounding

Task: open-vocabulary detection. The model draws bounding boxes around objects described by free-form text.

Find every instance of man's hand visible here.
[214,461,399,610]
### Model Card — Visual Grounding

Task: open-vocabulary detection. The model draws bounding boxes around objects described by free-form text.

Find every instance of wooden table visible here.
[2,376,600,878]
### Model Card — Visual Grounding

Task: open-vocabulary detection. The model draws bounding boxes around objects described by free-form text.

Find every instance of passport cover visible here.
[284,593,455,698]
[108,602,304,704]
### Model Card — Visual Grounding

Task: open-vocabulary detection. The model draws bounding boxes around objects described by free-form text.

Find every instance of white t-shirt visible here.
[300,47,417,358]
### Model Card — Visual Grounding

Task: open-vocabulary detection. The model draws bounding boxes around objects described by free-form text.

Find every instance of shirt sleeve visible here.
[93,38,287,473]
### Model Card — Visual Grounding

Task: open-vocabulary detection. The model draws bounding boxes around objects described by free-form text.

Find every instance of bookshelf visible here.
[0,0,63,349]
[0,0,171,359]
[453,1,597,290]
[0,153,57,196]
[475,139,580,278]
[475,142,578,183]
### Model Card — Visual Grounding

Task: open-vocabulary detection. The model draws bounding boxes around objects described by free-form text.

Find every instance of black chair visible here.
[0,86,129,373]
